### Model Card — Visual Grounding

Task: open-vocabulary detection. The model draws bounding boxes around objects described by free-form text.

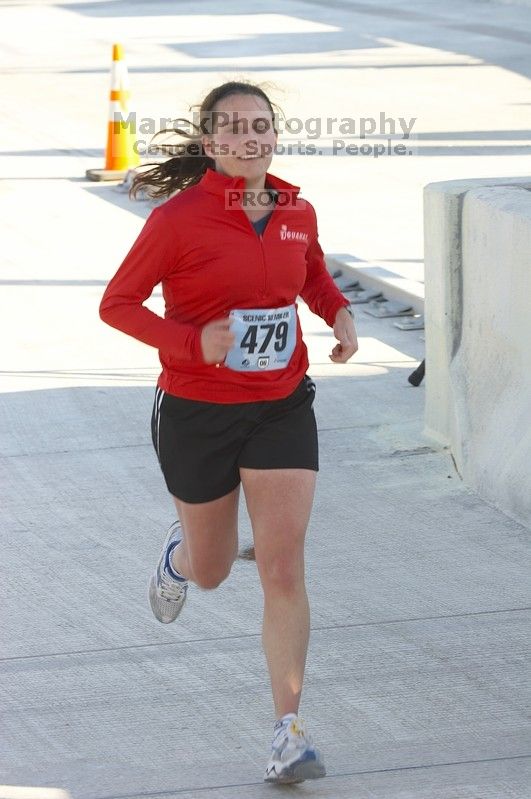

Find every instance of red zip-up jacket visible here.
[99,167,349,403]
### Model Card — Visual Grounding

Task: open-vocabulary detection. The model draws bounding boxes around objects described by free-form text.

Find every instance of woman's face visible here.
[201,93,277,184]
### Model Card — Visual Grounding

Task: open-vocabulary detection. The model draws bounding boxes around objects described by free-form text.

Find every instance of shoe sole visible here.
[264,753,326,784]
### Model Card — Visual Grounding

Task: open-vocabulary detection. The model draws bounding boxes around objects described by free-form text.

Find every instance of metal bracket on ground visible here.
[394,315,425,330]
[349,289,384,304]
[334,275,362,292]
[363,300,415,318]
[327,257,424,317]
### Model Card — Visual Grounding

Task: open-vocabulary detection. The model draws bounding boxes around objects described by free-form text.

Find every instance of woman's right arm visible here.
[99,206,203,362]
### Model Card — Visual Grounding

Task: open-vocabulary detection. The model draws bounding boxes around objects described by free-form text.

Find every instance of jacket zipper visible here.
[244,206,276,300]
[258,226,268,297]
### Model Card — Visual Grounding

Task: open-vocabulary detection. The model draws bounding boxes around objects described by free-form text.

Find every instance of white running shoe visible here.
[148,521,188,623]
[264,715,326,783]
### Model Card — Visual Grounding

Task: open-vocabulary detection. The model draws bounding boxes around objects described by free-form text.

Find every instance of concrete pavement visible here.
[1,1,530,797]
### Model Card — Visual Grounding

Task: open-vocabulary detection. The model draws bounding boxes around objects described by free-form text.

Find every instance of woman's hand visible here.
[201,318,236,364]
[330,306,358,363]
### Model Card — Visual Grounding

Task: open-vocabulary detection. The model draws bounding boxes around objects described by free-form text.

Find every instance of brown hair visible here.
[130,80,280,201]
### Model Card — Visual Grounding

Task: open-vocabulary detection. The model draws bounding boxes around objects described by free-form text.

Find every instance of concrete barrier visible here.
[424,176,531,527]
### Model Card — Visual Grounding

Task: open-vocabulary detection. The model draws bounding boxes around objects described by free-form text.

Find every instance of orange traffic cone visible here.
[86,43,140,181]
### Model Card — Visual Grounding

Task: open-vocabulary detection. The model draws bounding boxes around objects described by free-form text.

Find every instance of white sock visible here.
[165,543,187,582]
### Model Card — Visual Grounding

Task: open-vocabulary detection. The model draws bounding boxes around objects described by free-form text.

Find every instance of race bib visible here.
[224,304,297,372]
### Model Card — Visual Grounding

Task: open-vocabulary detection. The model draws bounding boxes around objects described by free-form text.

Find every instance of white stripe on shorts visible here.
[154,387,165,459]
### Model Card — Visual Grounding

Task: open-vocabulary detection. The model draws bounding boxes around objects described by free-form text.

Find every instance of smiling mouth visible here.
[237,155,262,160]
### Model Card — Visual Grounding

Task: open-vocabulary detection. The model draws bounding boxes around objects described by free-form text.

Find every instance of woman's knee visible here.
[184,531,238,589]
[258,551,305,593]
[189,558,234,590]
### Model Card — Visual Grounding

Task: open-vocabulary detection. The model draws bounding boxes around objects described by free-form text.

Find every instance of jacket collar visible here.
[200,167,300,200]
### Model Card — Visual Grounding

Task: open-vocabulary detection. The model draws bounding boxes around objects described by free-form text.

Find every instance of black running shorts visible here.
[151,375,318,504]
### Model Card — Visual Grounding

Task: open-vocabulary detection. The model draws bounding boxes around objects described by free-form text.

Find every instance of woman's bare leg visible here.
[170,485,240,589]
[240,467,316,718]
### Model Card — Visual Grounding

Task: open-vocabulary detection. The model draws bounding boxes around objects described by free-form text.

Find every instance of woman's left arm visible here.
[330,305,358,363]
[300,207,359,363]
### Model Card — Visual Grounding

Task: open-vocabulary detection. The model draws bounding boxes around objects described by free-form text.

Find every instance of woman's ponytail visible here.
[130,124,214,200]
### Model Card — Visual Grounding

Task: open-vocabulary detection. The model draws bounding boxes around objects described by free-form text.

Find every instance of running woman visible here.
[99,80,358,784]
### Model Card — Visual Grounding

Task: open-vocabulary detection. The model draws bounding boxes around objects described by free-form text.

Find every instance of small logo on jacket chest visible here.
[280,224,309,243]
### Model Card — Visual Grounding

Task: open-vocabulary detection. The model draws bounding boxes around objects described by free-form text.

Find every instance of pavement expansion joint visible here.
[2,607,528,664]
[318,421,409,432]
[331,752,531,778]
[89,754,531,799]
[0,442,151,459]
